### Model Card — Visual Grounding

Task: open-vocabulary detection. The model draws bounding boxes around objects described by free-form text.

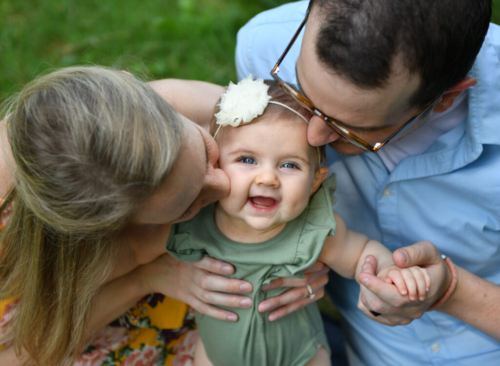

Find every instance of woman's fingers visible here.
[192,285,252,309]
[189,296,239,322]
[195,270,252,294]
[193,257,253,294]
[193,256,235,275]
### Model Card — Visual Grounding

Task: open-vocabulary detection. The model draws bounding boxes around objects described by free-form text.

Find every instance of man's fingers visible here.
[357,296,412,326]
[261,276,308,291]
[266,288,325,322]
[262,263,329,291]
[360,255,378,275]
[303,261,328,274]
[393,240,441,269]
[360,273,405,306]
[259,275,328,316]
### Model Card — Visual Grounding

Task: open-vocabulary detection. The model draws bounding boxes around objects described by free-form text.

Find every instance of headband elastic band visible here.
[214,100,321,163]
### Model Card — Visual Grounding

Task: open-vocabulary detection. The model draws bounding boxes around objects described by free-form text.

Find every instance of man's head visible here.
[296,0,491,153]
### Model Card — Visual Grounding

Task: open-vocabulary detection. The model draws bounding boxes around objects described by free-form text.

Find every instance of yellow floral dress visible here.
[0,201,199,366]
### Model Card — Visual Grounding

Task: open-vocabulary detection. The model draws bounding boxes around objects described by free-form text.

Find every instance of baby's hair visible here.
[210,80,326,164]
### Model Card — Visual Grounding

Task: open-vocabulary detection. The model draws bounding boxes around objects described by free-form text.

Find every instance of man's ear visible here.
[310,166,329,195]
[433,77,477,113]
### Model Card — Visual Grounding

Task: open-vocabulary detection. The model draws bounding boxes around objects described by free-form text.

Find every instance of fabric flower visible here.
[215,75,271,127]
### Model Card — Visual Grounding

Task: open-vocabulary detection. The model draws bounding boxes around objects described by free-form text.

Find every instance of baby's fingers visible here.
[401,270,418,301]
[410,267,428,301]
[387,270,408,296]
[423,268,431,293]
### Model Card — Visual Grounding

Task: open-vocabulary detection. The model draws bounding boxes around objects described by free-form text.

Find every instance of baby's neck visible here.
[214,204,287,244]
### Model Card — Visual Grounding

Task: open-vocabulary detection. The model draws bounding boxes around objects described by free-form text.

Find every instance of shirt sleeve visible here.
[287,175,337,274]
[235,1,309,83]
[166,221,206,262]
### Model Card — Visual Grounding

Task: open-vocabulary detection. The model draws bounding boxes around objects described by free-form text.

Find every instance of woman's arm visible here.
[149,79,224,129]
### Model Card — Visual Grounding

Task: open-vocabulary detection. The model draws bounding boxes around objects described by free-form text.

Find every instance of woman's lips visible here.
[249,196,279,212]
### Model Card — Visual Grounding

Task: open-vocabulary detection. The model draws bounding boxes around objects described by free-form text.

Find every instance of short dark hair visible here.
[312,0,492,108]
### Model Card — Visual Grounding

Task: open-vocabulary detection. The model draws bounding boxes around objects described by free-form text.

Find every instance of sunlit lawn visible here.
[1,0,499,102]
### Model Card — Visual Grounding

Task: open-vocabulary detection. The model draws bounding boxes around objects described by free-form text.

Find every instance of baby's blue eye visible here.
[241,157,256,165]
[282,162,297,169]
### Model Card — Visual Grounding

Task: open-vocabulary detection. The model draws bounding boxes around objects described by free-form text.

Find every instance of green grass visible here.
[0,0,290,101]
[1,0,500,102]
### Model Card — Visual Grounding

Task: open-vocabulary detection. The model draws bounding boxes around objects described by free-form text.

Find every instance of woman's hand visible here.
[256,261,330,321]
[357,241,450,325]
[138,253,253,322]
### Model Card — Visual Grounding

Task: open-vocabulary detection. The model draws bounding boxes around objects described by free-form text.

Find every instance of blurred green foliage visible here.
[1,0,500,102]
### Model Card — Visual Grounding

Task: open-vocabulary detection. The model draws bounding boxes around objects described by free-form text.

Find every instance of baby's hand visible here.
[377,265,431,301]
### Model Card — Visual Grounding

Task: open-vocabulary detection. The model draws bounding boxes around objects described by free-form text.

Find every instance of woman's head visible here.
[212,81,328,233]
[5,66,183,234]
[0,66,202,365]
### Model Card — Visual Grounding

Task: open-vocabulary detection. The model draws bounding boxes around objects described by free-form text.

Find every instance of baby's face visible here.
[217,116,320,232]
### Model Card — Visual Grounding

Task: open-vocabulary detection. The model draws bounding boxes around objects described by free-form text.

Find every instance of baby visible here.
[167,77,430,366]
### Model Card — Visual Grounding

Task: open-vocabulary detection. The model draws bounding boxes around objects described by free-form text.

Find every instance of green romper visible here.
[166,176,337,366]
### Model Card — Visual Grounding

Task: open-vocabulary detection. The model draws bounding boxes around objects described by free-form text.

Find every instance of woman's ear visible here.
[310,166,329,195]
[433,77,477,113]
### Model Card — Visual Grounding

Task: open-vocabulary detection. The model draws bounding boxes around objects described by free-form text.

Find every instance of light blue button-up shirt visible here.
[236,2,500,364]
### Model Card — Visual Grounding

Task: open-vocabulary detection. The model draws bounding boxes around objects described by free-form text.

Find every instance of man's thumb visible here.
[393,240,441,268]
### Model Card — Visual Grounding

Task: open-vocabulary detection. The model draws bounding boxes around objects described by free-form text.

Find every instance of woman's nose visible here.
[255,168,280,188]
[307,115,341,146]
[200,167,230,206]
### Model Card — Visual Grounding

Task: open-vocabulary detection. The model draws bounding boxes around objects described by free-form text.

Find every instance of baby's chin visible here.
[243,218,287,234]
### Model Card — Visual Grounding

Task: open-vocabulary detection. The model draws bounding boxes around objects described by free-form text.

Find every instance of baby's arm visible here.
[319,212,430,301]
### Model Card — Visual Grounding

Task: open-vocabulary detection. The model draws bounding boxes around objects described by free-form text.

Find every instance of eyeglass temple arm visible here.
[272,13,310,73]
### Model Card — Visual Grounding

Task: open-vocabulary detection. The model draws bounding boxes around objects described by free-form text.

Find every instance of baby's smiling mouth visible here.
[249,196,279,212]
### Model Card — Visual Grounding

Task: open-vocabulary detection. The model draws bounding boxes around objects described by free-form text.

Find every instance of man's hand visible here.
[257,261,330,321]
[357,241,450,326]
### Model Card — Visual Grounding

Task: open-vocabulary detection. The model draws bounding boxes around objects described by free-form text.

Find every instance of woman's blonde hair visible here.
[0,66,183,365]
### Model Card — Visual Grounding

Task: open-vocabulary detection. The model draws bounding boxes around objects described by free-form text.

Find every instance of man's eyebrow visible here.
[294,64,388,133]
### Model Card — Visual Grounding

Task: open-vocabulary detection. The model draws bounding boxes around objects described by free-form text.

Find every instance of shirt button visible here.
[430,343,440,353]
[383,189,392,198]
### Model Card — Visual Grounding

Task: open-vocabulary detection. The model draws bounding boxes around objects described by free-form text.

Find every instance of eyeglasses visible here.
[270,10,441,152]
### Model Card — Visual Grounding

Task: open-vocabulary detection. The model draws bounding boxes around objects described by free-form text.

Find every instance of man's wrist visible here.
[427,257,458,311]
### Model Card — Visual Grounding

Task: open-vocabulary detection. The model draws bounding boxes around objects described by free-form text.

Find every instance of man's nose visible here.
[255,168,280,188]
[307,115,341,146]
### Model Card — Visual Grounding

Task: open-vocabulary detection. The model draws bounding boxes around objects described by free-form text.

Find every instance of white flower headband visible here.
[214,75,321,162]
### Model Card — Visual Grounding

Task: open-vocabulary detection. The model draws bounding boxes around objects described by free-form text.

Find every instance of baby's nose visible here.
[255,169,280,187]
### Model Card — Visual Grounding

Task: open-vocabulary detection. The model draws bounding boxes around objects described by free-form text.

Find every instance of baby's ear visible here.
[310,166,329,195]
